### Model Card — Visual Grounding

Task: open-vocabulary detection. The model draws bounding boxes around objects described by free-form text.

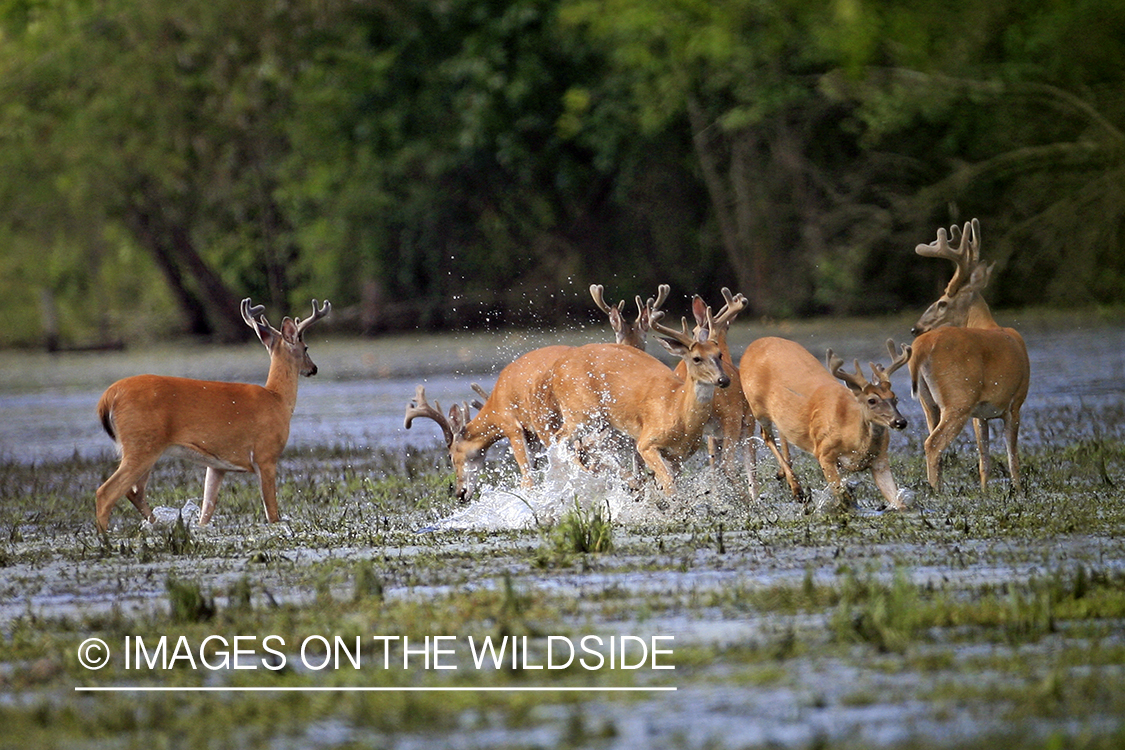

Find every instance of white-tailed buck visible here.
[907,218,1030,493]
[675,289,749,481]
[589,283,670,349]
[739,337,911,509]
[548,309,731,494]
[95,298,331,531]
[404,345,570,502]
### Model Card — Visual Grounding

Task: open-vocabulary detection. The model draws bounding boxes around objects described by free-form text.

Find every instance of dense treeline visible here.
[0,0,1122,346]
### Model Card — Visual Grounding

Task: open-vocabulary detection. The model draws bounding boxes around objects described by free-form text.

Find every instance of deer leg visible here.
[637,441,677,495]
[503,426,535,488]
[1003,410,1022,494]
[762,427,803,500]
[923,411,972,492]
[817,456,854,510]
[917,379,941,435]
[198,467,227,526]
[743,416,762,501]
[870,456,905,510]
[124,469,154,520]
[255,462,280,523]
[972,417,992,492]
[95,455,159,531]
[707,435,721,470]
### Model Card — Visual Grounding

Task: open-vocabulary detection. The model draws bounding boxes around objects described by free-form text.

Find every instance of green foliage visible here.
[1,0,1124,345]
[165,576,216,624]
[552,498,614,555]
[831,567,923,653]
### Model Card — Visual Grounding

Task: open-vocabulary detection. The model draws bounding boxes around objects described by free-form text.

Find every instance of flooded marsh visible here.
[1,312,1124,749]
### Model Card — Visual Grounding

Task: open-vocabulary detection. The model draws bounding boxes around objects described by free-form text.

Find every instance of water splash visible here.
[150,500,200,527]
[424,443,662,531]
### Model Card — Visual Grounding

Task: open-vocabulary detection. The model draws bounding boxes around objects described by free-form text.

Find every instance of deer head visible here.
[912,219,997,335]
[826,341,909,431]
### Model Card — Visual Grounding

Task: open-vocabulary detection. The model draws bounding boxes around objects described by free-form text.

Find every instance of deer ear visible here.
[658,337,690,357]
[966,262,994,294]
[691,296,707,326]
[280,317,299,343]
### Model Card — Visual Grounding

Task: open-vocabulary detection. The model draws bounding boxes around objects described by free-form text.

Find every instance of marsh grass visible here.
[1,434,1125,748]
[550,498,614,556]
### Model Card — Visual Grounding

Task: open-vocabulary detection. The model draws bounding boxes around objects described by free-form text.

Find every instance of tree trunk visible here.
[687,97,768,313]
[124,193,251,343]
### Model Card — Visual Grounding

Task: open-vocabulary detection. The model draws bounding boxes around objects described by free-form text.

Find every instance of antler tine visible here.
[917,220,981,295]
[885,338,912,376]
[648,283,671,314]
[869,339,912,385]
[712,287,748,330]
[650,310,698,347]
[469,383,490,410]
[636,283,672,332]
[295,299,331,338]
[403,385,455,448]
[240,298,268,327]
[826,349,869,392]
[589,284,614,314]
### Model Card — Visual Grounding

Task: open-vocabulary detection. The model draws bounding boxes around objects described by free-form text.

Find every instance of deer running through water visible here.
[739,337,911,510]
[548,307,731,495]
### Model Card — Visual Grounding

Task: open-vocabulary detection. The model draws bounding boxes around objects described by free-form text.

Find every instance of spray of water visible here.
[426,441,695,532]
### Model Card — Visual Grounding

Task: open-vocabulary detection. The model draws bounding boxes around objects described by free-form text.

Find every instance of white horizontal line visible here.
[75,686,676,693]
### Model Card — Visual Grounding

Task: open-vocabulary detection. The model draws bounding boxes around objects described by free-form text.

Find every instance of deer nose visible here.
[892,416,908,430]
[910,326,923,337]
[717,374,731,389]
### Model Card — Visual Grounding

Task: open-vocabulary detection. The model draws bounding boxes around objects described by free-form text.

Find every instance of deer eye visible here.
[693,356,703,363]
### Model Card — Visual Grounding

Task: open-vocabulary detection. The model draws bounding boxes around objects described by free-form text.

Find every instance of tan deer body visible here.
[549,311,730,494]
[405,345,570,502]
[907,219,1030,492]
[674,289,749,482]
[739,337,910,509]
[95,299,330,531]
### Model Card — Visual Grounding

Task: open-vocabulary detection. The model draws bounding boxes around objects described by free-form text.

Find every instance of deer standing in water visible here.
[94,298,330,531]
[675,289,750,483]
[904,218,1030,493]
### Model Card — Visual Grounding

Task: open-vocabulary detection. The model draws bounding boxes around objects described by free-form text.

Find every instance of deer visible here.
[739,337,912,509]
[547,308,731,495]
[589,283,670,349]
[404,345,571,502]
[905,218,1030,493]
[94,298,331,531]
[674,289,750,482]
[403,284,673,503]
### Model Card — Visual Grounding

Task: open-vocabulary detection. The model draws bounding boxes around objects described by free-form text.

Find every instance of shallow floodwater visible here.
[1,313,1121,464]
[3,313,1124,750]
